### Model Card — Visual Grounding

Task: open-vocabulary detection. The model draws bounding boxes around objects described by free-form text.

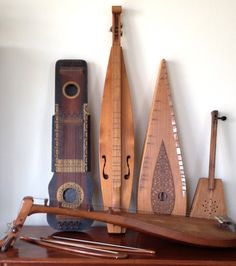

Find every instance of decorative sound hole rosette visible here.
[62,81,80,99]
[56,182,84,208]
[202,199,219,216]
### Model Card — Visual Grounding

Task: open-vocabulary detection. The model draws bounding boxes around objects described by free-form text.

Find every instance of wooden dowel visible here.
[20,236,128,259]
[51,236,156,254]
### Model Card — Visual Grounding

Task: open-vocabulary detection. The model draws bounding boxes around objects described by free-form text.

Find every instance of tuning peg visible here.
[218,116,227,121]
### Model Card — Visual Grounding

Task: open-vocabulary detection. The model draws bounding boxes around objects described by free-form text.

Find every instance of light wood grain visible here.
[190,110,227,218]
[99,6,134,233]
[137,59,187,216]
[30,203,236,248]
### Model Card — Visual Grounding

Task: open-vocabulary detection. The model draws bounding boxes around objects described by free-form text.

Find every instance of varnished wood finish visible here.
[99,6,134,233]
[29,203,236,248]
[1,226,236,266]
[47,60,93,231]
[190,111,227,219]
[1,197,236,250]
[138,59,187,216]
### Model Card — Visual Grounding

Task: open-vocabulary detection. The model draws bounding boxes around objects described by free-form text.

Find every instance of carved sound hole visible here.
[158,192,168,201]
[63,188,77,203]
[57,182,84,208]
[202,199,219,216]
[102,155,109,179]
[62,81,80,99]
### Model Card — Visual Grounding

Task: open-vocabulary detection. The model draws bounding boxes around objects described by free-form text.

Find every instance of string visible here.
[24,197,194,217]
[74,104,77,211]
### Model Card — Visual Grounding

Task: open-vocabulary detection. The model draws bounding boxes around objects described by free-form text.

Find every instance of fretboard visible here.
[111,44,122,209]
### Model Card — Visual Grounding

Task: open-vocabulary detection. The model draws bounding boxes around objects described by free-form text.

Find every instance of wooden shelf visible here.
[1,225,236,265]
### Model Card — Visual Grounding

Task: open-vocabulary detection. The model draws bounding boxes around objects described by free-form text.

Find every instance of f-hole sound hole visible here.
[124,155,131,180]
[102,155,109,179]
[63,188,77,203]
[158,192,168,201]
[62,82,80,99]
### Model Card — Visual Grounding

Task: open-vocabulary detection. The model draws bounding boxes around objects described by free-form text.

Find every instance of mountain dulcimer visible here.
[47,60,93,231]
[137,59,187,216]
[99,6,134,233]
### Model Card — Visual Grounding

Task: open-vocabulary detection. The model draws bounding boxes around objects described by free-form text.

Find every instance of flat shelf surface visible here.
[1,225,236,265]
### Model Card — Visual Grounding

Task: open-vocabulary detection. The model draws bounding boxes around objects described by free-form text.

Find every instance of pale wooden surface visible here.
[190,178,227,218]
[190,111,227,218]
[137,59,187,216]
[99,6,134,233]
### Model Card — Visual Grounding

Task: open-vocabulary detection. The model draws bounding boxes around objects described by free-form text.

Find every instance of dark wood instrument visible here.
[2,197,236,251]
[47,60,93,231]
[137,59,187,215]
[190,110,227,218]
[99,6,134,233]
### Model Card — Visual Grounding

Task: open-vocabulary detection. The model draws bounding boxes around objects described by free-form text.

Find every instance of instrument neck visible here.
[208,110,218,190]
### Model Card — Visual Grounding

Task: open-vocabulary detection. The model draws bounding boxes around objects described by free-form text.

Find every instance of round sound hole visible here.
[63,188,77,203]
[57,182,84,208]
[62,81,80,99]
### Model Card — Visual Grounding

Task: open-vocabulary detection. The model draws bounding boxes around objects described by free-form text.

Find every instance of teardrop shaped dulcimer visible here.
[137,59,187,216]
[99,6,134,233]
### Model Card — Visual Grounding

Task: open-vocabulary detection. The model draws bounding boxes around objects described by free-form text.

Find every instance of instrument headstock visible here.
[111,6,122,44]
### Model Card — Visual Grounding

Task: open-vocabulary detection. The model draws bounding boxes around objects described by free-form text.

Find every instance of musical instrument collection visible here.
[0,5,235,257]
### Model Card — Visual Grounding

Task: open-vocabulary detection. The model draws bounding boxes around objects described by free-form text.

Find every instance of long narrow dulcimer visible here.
[47,60,93,231]
[138,59,187,215]
[99,6,134,233]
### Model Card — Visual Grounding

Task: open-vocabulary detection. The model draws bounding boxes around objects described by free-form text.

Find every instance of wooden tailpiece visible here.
[138,59,187,216]
[99,6,134,233]
[47,60,93,231]
[1,196,236,251]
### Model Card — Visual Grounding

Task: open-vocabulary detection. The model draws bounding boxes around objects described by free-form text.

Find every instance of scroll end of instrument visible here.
[211,110,218,117]
[23,196,34,202]
[159,59,167,71]
[112,6,122,14]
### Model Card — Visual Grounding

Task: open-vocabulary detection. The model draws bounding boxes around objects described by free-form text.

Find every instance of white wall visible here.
[0,0,236,234]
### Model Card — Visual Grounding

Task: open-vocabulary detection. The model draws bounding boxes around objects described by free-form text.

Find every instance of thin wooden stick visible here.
[20,236,127,259]
[51,235,156,254]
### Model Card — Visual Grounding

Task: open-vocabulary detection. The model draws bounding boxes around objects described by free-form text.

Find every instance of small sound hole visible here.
[158,192,168,201]
[62,81,80,99]
[63,188,77,203]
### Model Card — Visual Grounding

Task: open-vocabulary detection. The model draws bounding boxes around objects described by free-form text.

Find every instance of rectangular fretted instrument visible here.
[190,110,227,218]
[137,59,187,216]
[99,6,134,233]
[47,60,93,231]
